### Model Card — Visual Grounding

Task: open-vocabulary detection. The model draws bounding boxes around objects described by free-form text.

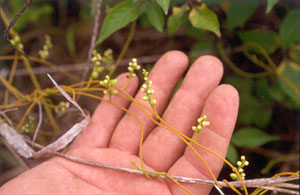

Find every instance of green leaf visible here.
[202,0,225,5]
[139,13,151,28]
[237,30,280,54]
[167,6,188,35]
[225,76,253,93]
[232,127,279,148]
[277,61,300,106]
[97,0,142,43]
[146,2,165,32]
[255,78,274,103]
[226,143,238,164]
[66,25,77,57]
[189,4,221,37]
[239,92,273,127]
[266,0,279,14]
[227,0,259,30]
[289,46,300,64]
[190,40,214,62]
[226,76,272,127]
[156,0,170,15]
[267,82,286,102]
[279,9,300,51]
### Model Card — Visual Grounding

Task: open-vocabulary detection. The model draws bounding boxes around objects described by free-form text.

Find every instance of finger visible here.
[142,56,224,172]
[109,51,188,154]
[71,73,139,148]
[168,84,239,194]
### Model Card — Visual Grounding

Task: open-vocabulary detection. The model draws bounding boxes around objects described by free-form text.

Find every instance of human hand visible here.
[0,51,239,195]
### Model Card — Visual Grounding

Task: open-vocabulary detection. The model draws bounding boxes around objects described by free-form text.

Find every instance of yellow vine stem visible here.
[242,50,274,72]
[29,56,80,81]
[0,55,80,81]
[61,86,77,100]
[244,43,277,69]
[21,55,59,133]
[217,42,273,78]
[115,89,223,188]
[122,77,132,90]
[276,71,300,98]
[72,91,150,180]
[131,161,193,195]
[0,119,6,125]
[116,86,248,193]
[223,179,242,195]
[1,6,60,134]
[0,101,29,109]
[4,52,19,105]
[108,21,136,77]
[17,96,43,131]
[69,80,100,88]
[252,171,300,195]
[0,7,17,37]
[0,76,25,100]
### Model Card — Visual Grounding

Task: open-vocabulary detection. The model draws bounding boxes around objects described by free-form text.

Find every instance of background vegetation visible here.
[0,0,299,193]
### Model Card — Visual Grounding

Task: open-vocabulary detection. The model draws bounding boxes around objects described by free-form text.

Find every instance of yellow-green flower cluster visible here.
[102,49,114,65]
[91,50,104,79]
[192,115,210,134]
[141,69,156,106]
[21,116,35,133]
[230,156,249,180]
[100,75,118,96]
[39,35,53,60]
[11,35,24,50]
[128,58,141,78]
[54,101,70,113]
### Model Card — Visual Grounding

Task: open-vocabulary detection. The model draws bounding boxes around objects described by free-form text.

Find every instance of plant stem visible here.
[108,21,136,76]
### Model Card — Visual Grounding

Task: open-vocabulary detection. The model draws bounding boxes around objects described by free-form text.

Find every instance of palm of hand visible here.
[0,51,239,195]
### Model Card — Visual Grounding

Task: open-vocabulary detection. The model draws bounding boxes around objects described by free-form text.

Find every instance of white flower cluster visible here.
[192,115,210,133]
[91,50,104,79]
[230,156,249,180]
[141,69,156,106]
[100,75,118,96]
[39,35,52,60]
[128,58,141,78]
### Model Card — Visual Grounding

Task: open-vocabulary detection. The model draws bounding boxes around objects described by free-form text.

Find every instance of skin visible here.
[0,51,239,195]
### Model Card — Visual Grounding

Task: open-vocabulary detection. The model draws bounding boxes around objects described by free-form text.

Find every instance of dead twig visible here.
[31,101,42,147]
[0,55,161,77]
[83,0,103,82]
[3,0,30,58]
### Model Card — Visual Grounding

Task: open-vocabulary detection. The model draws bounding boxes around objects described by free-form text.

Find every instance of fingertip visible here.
[164,50,189,65]
[193,55,224,77]
[155,50,189,71]
[202,84,240,139]
[211,84,239,109]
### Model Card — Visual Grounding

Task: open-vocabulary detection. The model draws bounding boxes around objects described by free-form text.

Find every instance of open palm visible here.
[0,51,239,195]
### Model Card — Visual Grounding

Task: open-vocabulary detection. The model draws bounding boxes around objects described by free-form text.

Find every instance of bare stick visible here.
[0,108,18,125]
[51,151,299,193]
[32,101,42,146]
[0,55,161,77]
[47,74,87,118]
[3,0,30,58]
[214,183,225,195]
[83,0,103,81]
